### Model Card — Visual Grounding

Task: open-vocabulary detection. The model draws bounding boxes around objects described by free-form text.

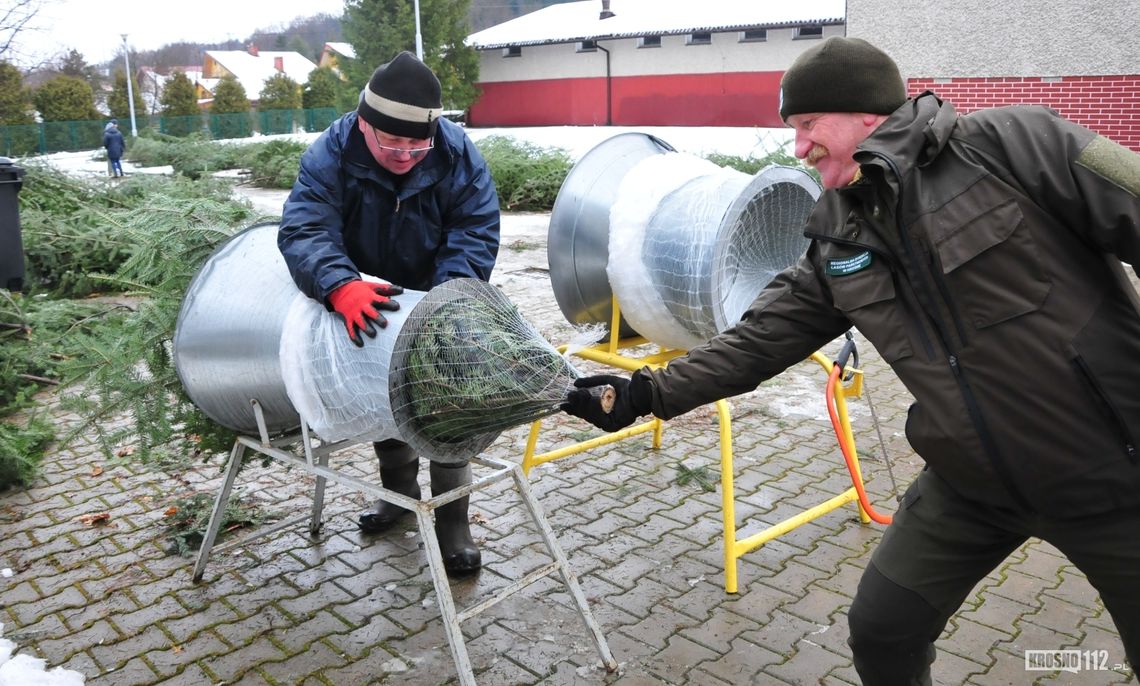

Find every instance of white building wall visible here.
[848,0,1139,78]
[477,25,845,82]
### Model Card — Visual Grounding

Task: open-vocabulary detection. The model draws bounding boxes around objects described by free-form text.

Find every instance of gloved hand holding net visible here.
[283,278,580,463]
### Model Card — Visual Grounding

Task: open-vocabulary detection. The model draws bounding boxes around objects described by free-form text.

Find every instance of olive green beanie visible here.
[779,37,906,121]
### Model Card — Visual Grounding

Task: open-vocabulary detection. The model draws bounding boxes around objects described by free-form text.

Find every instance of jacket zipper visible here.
[868,151,1034,511]
[1072,356,1138,463]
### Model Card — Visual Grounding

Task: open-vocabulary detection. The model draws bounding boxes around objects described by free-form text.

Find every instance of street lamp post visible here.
[120,33,138,137]
[413,0,423,59]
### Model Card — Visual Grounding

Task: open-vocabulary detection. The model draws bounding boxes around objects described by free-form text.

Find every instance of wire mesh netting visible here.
[176,225,579,464]
[388,279,579,464]
[607,154,820,350]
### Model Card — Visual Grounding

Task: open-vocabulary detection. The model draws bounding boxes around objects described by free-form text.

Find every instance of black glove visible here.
[560,371,653,432]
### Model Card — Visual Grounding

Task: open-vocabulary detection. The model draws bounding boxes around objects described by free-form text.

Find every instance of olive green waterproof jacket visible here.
[644,92,1140,516]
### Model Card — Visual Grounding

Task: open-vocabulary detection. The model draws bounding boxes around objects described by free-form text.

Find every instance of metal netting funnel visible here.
[388,279,579,464]
[607,154,820,351]
[548,133,676,339]
[175,225,575,464]
[174,223,301,435]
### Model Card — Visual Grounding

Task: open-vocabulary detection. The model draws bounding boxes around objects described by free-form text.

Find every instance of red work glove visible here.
[327,280,403,347]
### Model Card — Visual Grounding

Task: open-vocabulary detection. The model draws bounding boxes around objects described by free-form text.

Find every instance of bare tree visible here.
[0,0,47,62]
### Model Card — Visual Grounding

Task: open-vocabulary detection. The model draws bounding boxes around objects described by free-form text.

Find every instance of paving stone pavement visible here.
[1,210,1136,686]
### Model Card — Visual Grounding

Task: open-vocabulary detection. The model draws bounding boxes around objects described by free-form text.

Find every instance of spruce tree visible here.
[302,66,339,110]
[108,69,146,122]
[33,75,99,121]
[342,0,479,110]
[209,75,251,138]
[258,73,302,111]
[160,70,200,136]
[160,71,199,117]
[210,75,249,114]
[0,61,33,125]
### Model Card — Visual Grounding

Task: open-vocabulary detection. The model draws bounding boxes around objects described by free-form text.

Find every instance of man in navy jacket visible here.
[279,51,501,575]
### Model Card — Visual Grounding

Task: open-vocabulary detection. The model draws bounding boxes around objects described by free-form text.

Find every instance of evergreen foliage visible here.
[160,71,199,117]
[258,73,302,111]
[0,61,33,124]
[12,164,260,467]
[57,49,102,86]
[342,0,480,110]
[210,75,250,114]
[108,68,146,122]
[32,75,99,121]
[402,295,571,443]
[302,66,339,110]
[246,139,307,188]
[706,149,821,185]
[160,71,200,136]
[475,135,573,211]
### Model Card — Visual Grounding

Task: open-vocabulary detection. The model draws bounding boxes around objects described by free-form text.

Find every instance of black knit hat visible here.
[358,51,442,139]
[779,37,906,122]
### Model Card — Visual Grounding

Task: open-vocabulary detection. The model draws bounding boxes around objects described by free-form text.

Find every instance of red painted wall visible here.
[908,75,1140,152]
[470,72,1139,153]
[469,71,784,128]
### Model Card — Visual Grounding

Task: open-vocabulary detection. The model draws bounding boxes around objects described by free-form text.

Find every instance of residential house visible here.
[319,42,356,77]
[197,45,318,107]
[138,66,204,114]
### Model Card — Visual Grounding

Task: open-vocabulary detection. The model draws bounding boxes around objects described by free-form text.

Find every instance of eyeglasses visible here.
[370,127,434,159]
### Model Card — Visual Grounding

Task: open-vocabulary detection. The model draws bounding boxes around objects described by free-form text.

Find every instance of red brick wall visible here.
[907,75,1140,152]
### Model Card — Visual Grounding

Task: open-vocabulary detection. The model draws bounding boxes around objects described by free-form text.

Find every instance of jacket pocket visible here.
[933,199,1051,329]
[829,267,914,362]
[1071,354,1138,464]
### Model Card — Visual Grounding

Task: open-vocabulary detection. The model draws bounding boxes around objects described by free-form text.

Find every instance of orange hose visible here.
[826,364,893,525]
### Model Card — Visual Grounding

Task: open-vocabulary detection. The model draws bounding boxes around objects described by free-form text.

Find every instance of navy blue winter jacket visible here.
[278,112,500,300]
[102,128,125,160]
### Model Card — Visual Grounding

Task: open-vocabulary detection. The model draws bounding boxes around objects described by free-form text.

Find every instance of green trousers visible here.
[848,468,1140,685]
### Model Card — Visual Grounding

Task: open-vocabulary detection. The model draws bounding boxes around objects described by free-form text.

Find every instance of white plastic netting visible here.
[608,155,820,350]
[279,277,427,445]
[279,278,578,463]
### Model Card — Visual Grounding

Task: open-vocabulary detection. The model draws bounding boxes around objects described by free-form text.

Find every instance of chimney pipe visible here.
[600,0,614,20]
[274,56,284,72]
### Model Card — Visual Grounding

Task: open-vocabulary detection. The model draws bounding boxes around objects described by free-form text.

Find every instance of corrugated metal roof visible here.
[467,0,845,49]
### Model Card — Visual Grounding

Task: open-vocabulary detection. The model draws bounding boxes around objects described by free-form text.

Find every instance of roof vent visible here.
[600,0,615,20]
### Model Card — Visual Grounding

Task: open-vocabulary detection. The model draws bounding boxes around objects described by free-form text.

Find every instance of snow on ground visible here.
[27,125,793,181]
[0,623,85,685]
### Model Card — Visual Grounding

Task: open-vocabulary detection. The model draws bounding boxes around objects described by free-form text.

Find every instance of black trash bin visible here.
[0,157,26,292]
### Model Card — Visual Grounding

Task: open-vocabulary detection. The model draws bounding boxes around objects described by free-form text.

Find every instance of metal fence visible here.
[0,108,341,156]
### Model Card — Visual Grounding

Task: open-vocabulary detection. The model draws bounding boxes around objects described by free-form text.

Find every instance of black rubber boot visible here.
[358,440,420,533]
[430,461,481,576]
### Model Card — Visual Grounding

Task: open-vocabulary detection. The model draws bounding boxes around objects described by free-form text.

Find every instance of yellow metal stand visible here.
[524,298,874,593]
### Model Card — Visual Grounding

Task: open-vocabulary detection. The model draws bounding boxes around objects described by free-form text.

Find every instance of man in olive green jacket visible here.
[563,37,1140,684]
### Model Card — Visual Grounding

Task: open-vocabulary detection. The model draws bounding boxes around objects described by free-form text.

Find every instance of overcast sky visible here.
[16,0,348,66]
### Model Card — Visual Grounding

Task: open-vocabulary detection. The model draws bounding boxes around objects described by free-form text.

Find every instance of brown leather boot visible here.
[430,461,481,576]
[358,440,420,533]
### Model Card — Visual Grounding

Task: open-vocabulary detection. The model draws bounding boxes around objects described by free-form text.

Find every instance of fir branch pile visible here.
[2,165,263,489]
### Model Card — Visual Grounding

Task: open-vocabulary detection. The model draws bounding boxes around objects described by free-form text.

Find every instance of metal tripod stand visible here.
[191,399,618,685]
